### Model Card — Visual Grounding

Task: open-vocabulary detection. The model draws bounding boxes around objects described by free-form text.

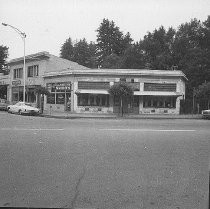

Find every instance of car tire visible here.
[18,109,22,115]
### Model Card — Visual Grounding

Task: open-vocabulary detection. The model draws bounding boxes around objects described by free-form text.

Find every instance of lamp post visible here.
[2,23,26,103]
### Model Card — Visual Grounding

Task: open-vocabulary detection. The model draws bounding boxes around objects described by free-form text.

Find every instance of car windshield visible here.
[15,102,32,106]
[25,103,32,106]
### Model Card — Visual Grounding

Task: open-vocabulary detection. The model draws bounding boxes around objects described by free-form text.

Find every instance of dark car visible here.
[0,99,9,111]
[201,109,210,119]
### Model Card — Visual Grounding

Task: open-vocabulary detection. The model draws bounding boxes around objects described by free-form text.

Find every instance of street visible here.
[0,111,209,209]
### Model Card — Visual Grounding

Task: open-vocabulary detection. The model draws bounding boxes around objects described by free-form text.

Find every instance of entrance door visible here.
[113,96,131,114]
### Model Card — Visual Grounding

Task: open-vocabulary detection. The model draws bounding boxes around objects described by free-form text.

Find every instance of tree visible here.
[34,86,50,113]
[195,82,210,109]
[173,18,210,98]
[96,18,133,67]
[101,53,121,69]
[60,37,74,61]
[60,37,97,68]
[0,45,9,74]
[119,43,145,69]
[140,26,176,70]
[73,39,97,68]
[108,82,134,116]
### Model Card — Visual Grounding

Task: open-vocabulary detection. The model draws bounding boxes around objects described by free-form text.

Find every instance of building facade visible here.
[1,51,88,107]
[0,51,187,115]
[44,69,187,115]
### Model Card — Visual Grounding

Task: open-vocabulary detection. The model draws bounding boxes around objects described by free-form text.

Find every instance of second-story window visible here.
[14,68,23,79]
[27,65,39,77]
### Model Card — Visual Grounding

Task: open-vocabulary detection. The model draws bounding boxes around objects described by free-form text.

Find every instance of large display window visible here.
[78,94,109,107]
[46,82,71,107]
[143,96,176,108]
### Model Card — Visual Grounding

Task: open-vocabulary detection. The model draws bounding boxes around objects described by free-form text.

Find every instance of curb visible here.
[39,114,203,120]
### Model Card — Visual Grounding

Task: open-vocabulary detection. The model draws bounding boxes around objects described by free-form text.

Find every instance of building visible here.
[2,51,88,107]
[0,51,187,114]
[44,68,187,114]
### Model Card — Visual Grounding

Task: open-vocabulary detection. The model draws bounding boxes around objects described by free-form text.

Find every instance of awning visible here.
[75,90,109,95]
[134,91,183,97]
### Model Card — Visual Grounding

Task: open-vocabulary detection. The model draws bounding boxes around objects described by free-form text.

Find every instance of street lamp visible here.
[2,23,26,103]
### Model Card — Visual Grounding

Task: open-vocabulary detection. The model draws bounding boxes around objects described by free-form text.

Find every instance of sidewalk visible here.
[40,110,203,120]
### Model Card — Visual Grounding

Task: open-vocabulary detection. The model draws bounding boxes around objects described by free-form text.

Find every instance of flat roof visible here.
[43,68,188,80]
[8,51,50,65]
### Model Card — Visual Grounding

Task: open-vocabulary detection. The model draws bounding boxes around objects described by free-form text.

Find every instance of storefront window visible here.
[56,93,65,104]
[27,89,36,103]
[90,95,95,106]
[78,94,109,107]
[133,96,139,107]
[143,96,176,108]
[102,95,106,106]
[96,96,100,106]
[12,86,23,102]
[47,93,55,104]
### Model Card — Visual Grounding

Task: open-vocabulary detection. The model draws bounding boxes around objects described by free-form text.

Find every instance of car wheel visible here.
[18,109,22,115]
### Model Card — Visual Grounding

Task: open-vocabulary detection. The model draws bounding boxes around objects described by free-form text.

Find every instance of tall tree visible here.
[73,39,97,68]
[174,18,210,98]
[119,43,145,69]
[60,37,74,61]
[140,26,176,70]
[60,37,97,68]
[195,82,210,109]
[96,18,133,67]
[0,45,9,74]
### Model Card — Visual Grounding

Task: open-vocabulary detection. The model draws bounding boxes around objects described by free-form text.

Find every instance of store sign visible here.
[47,82,71,92]
[12,80,21,86]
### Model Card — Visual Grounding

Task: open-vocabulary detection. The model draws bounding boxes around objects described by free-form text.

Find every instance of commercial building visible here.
[0,51,187,114]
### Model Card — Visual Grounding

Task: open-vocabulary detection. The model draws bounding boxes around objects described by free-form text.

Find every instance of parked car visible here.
[7,102,40,115]
[201,109,210,119]
[0,99,9,111]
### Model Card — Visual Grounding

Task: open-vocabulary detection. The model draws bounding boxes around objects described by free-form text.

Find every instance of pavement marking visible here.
[0,128,64,131]
[99,128,196,132]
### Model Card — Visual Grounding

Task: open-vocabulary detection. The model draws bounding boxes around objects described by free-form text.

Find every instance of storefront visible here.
[11,84,39,104]
[43,68,187,114]
[46,82,72,111]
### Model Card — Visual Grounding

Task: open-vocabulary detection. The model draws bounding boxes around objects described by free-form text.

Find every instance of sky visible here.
[0,0,210,60]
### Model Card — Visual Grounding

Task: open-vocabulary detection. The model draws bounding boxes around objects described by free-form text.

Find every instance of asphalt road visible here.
[0,111,209,209]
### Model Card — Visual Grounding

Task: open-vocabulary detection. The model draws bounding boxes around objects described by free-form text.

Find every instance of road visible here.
[0,111,209,209]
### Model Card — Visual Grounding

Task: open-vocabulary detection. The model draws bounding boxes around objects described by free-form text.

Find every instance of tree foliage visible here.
[96,18,133,66]
[108,82,134,116]
[60,38,97,68]
[195,82,210,109]
[0,45,9,74]
[60,37,74,61]
[108,82,134,98]
[34,86,50,96]
[60,16,210,99]
[195,82,210,99]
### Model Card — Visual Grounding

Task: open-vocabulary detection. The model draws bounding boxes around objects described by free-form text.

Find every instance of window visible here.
[143,96,176,108]
[14,68,23,79]
[78,82,110,90]
[12,86,23,102]
[27,65,39,77]
[56,93,65,104]
[27,89,36,103]
[78,94,109,107]
[144,83,176,92]
[47,93,55,104]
